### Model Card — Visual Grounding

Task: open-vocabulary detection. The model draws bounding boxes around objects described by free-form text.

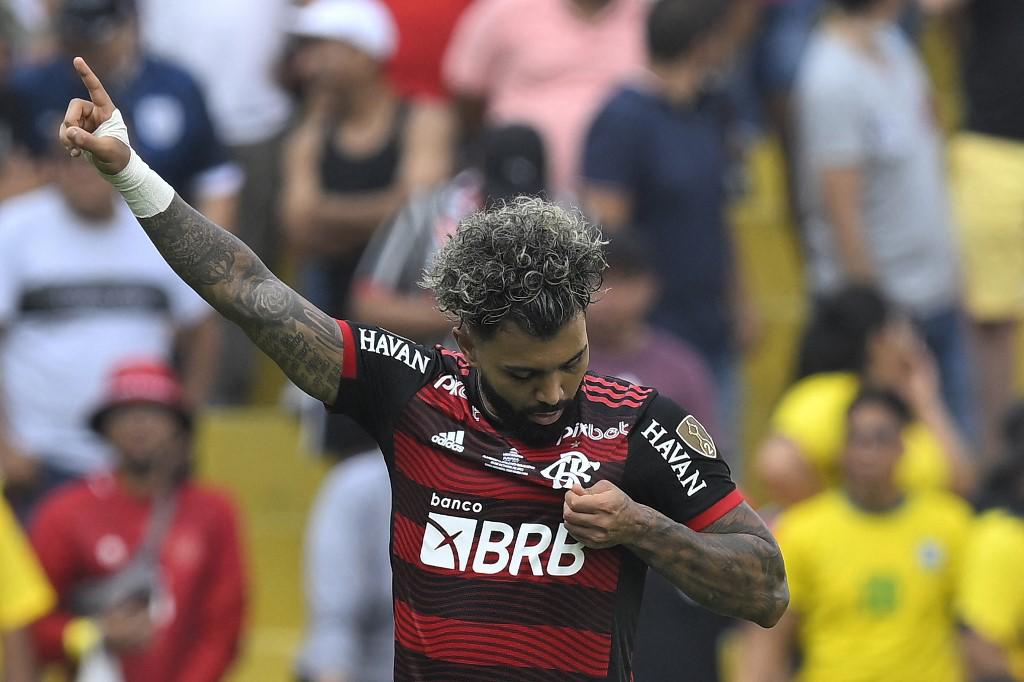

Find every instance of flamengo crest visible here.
[541,451,601,490]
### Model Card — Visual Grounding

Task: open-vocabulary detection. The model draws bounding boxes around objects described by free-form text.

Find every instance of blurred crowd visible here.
[0,0,1022,680]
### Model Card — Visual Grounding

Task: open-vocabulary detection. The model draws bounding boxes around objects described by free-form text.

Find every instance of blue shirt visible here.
[583,85,734,360]
[11,56,229,203]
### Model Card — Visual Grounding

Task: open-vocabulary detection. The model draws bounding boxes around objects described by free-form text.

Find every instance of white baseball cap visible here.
[289,0,398,61]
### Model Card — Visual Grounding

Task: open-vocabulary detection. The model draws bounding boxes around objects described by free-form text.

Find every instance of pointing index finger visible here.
[73,57,113,111]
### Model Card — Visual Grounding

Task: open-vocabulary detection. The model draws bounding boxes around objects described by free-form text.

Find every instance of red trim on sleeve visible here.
[685,489,744,531]
[337,320,357,379]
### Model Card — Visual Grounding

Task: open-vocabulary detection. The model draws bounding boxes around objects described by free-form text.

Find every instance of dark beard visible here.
[476,372,577,447]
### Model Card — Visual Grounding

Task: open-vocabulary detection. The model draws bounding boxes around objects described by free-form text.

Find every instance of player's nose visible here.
[534,375,564,407]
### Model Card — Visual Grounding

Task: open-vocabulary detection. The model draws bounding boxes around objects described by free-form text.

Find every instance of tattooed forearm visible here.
[627,502,789,627]
[138,195,343,403]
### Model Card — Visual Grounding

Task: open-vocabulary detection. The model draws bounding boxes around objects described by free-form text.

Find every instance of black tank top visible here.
[319,100,410,195]
[318,100,410,457]
[315,99,411,318]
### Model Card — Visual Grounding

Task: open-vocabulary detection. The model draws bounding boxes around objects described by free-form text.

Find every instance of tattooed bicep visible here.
[243,281,344,404]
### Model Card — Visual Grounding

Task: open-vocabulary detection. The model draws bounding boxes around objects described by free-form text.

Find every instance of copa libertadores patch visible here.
[676,414,717,459]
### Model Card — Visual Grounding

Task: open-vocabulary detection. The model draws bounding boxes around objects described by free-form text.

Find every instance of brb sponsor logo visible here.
[420,493,585,576]
[541,451,601,490]
[557,421,630,446]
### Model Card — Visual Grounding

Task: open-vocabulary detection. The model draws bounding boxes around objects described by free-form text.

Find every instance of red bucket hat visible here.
[88,360,193,434]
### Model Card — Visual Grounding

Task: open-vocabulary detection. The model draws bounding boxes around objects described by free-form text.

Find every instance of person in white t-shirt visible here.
[0,149,217,523]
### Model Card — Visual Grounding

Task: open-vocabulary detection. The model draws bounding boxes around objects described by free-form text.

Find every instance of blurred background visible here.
[0,0,1022,680]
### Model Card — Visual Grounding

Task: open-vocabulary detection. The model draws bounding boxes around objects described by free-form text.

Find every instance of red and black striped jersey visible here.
[330,321,742,681]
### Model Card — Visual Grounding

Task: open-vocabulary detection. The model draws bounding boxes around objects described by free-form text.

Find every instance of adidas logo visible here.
[431,430,466,453]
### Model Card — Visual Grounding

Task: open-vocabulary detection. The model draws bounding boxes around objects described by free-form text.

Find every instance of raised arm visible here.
[140,196,343,402]
[58,58,343,403]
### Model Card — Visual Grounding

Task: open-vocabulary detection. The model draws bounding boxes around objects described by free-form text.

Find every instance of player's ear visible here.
[453,325,477,366]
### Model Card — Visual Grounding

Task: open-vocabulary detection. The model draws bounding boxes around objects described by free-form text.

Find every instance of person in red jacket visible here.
[28,360,246,682]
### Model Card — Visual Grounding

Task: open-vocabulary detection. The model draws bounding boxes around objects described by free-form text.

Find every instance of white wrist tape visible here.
[91,109,175,218]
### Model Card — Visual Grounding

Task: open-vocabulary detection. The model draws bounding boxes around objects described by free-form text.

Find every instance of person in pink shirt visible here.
[443,0,646,200]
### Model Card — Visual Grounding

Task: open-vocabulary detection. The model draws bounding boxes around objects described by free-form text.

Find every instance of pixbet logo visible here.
[540,451,601,490]
[433,374,467,398]
[419,494,585,576]
[557,421,630,445]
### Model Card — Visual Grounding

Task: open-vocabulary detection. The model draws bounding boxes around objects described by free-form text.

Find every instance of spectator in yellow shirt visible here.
[740,388,972,682]
[958,400,1024,681]
[755,286,976,507]
[0,495,54,682]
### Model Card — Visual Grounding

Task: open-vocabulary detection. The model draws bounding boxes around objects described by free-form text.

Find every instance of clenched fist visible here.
[562,479,647,549]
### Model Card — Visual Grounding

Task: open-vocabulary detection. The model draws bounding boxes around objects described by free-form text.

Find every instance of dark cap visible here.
[57,0,135,43]
[480,124,547,208]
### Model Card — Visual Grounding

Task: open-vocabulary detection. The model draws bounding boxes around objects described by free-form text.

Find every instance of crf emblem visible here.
[541,451,601,490]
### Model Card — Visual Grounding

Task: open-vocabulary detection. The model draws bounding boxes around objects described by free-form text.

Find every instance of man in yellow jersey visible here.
[0,495,55,682]
[958,400,1024,681]
[740,388,972,682]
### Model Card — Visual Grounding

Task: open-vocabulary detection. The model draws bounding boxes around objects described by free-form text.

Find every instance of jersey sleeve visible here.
[957,513,1024,650]
[328,321,439,441]
[624,394,741,531]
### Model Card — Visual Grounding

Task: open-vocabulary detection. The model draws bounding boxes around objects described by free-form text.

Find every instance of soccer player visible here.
[740,389,971,682]
[57,57,788,681]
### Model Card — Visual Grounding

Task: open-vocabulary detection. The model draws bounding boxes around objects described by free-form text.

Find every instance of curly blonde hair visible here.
[422,197,607,338]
